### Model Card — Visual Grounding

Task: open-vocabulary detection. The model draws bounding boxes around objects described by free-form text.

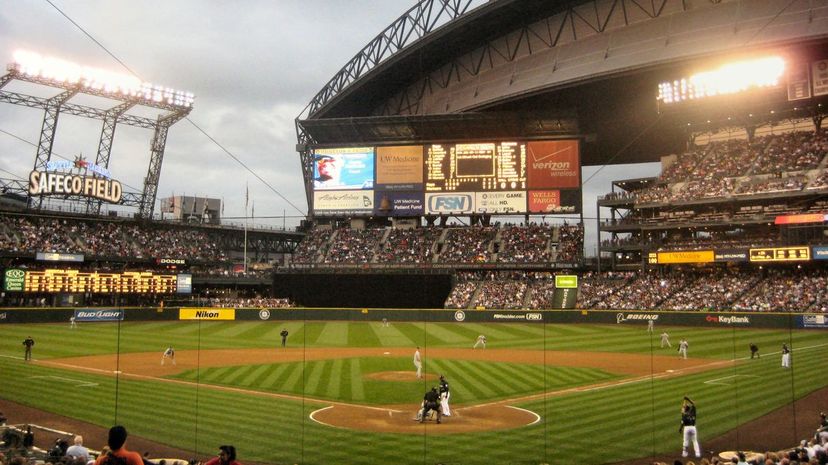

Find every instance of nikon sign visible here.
[3,269,25,292]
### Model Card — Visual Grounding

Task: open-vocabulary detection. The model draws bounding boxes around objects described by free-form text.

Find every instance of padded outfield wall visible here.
[0,307,826,465]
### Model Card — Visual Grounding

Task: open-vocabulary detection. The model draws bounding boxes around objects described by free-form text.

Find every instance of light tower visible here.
[0,50,194,218]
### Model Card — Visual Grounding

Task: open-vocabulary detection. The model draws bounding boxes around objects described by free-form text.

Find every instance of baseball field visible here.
[0,310,826,465]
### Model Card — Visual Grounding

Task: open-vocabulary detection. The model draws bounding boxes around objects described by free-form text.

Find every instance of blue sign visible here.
[177,274,192,294]
[374,191,423,216]
[812,246,828,260]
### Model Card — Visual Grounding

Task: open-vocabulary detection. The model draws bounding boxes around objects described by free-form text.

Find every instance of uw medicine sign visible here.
[28,157,123,203]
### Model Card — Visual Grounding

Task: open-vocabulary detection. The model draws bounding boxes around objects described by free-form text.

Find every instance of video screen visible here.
[313,147,374,191]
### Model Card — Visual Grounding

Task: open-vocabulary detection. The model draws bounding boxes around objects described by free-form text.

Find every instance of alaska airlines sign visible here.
[28,157,123,203]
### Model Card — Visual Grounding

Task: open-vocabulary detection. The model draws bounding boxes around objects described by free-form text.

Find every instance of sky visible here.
[0,0,660,252]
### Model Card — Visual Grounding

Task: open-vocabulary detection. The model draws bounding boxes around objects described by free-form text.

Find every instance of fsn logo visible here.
[525,313,542,321]
[429,195,472,212]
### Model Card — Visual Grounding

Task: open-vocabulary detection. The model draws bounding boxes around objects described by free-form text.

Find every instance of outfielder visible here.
[678,338,688,359]
[647,319,654,332]
[438,375,451,416]
[781,343,791,368]
[473,335,487,349]
[660,332,671,348]
[161,346,176,365]
[679,396,701,458]
[413,347,422,379]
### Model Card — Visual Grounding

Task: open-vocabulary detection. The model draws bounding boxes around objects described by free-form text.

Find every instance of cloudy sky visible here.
[0,0,659,251]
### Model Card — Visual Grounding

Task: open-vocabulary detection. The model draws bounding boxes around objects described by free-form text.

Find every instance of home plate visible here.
[383,351,391,355]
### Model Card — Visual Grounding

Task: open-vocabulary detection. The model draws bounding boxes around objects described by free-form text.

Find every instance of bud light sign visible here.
[74,309,124,321]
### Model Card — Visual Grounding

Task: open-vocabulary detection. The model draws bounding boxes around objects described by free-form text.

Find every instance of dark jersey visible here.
[424,390,440,403]
[782,345,790,354]
[749,344,758,352]
[439,379,449,395]
[681,405,697,426]
[23,338,34,348]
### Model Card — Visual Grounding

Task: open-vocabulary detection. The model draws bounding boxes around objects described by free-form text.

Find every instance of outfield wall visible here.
[1,307,825,329]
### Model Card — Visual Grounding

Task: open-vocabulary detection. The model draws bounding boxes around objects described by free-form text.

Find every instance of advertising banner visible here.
[36,252,84,262]
[813,59,828,96]
[373,191,423,216]
[74,309,124,322]
[657,250,715,264]
[425,192,475,214]
[526,140,580,189]
[312,147,374,191]
[3,269,25,292]
[812,246,828,260]
[801,314,828,329]
[179,308,236,320]
[375,145,423,190]
[714,249,748,262]
[314,190,375,215]
[176,274,192,294]
[527,189,581,213]
[774,213,828,225]
[474,191,525,214]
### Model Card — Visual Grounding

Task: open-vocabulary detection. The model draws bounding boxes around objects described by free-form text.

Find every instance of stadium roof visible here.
[301,0,828,167]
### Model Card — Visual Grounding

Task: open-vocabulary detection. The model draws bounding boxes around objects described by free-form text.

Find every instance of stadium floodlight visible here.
[657,56,785,104]
[10,50,194,109]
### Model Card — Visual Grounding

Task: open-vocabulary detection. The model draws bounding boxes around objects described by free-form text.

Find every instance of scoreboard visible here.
[5,269,187,293]
[425,142,526,192]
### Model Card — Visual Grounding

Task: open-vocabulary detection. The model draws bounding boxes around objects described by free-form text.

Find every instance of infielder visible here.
[678,339,688,359]
[438,375,451,416]
[473,335,487,349]
[660,332,671,348]
[413,347,422,379]
[781,343,791,368]
[22,336,35,361]
[679,396,701,458]
[161,346,176,365]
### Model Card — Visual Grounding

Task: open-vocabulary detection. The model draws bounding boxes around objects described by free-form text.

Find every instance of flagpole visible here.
[244,184,248,276]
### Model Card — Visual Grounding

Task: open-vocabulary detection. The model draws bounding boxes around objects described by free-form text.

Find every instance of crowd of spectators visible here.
[374,227,440,264]
[292,223,584,266]
[618,130,828,204]
[444,267,828,312]
[0,216,229,262]
[321,228,384,264]
[205,296,293,308]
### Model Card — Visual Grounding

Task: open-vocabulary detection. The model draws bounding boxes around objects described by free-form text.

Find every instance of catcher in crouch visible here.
[415,387,443,424]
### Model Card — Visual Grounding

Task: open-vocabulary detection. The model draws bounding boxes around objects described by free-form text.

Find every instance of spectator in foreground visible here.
[203,445,241,465]
[95,426,143,465]
[66,435,90,463]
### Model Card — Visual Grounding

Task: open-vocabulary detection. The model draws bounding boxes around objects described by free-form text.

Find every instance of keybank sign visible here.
[426,193,474,214]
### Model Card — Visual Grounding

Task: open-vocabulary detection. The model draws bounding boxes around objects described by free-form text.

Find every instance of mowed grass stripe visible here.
[369,321,413,346]
[316,322,349,346]
[326,358,344,398]
[349,358,365,401]
[238,363,271,387]
[304,359,328,393]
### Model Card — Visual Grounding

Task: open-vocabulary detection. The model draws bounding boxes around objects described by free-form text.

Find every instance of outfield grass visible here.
[0,319,826,465]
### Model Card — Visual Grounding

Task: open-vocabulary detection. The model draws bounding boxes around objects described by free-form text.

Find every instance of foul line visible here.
[29,375,99,387]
